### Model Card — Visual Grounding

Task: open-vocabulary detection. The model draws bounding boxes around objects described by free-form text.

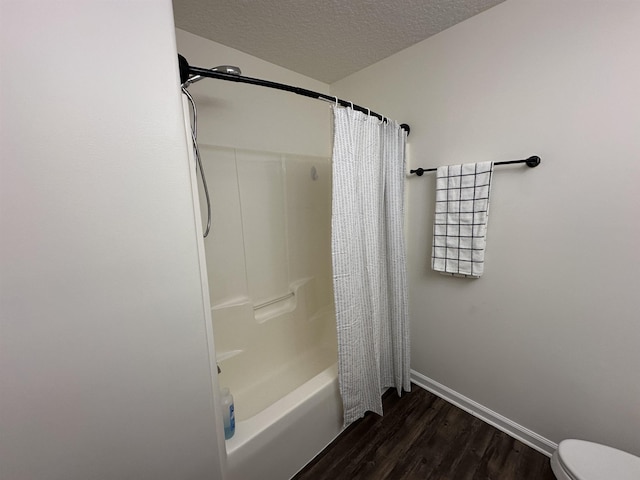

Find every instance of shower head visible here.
[182,64,242,87]
[213,65,242,75]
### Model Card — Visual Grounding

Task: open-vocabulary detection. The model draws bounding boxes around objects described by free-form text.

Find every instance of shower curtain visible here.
[331,106,410,426]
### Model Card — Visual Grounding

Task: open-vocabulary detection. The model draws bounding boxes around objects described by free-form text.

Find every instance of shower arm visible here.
[178,55,410,134]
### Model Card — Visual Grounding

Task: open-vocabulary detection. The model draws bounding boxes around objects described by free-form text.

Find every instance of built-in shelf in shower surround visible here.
[216,350,243,363]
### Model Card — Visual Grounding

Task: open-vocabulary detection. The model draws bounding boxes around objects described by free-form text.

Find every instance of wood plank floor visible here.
[293,385,555,480]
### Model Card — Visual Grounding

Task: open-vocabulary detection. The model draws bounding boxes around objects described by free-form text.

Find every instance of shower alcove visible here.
[196,144,342,479]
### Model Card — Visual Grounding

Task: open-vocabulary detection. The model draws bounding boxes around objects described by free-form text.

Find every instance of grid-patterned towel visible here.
[432,162,494,278]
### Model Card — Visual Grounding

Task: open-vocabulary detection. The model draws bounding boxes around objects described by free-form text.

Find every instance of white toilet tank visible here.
[551,439,640,480]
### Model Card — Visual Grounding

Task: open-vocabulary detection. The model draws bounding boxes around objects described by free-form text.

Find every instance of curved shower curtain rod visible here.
[178,55,410,134]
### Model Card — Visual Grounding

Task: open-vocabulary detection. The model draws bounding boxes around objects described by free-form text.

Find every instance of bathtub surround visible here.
[197,145,337,415]
[332,0,640,457]
[331,107,410,426]
[194,132,339,478]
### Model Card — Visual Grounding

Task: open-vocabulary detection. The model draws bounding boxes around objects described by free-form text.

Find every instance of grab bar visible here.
[253,292,295,310]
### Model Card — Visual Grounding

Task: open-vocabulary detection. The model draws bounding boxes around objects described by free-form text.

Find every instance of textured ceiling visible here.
[173,0,506,84]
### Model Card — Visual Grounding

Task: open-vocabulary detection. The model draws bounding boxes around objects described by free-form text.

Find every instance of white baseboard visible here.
[410,370,557,457]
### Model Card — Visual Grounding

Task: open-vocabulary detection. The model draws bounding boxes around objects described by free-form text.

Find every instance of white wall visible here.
[332,0,640,455]
[0,2,225,479]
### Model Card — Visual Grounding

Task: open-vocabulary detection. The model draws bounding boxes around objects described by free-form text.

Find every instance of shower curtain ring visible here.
[334,96,338,107]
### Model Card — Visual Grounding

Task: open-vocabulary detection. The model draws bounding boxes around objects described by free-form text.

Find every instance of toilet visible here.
[551,439,640,480]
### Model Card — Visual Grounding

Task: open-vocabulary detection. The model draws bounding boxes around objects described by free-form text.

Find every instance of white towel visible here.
[432,162,494,278]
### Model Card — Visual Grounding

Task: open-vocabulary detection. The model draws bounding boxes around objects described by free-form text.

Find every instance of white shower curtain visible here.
[331,106,410,426]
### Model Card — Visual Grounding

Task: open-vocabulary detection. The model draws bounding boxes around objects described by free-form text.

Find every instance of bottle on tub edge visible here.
[221,387,235,440]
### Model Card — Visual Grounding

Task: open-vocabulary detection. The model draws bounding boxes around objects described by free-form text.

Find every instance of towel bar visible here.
[410,155,540,176]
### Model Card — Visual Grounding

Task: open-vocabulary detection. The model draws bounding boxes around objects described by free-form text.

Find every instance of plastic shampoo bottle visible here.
[221,387,235,439]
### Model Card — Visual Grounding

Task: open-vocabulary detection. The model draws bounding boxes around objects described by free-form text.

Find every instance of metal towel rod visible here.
[410,155,541,176]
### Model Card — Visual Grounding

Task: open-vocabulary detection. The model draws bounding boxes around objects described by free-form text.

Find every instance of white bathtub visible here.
[225,363,343,480]
[213,282,341,479]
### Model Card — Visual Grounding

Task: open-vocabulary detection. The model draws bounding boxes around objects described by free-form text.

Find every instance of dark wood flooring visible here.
[293,384,555,480]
